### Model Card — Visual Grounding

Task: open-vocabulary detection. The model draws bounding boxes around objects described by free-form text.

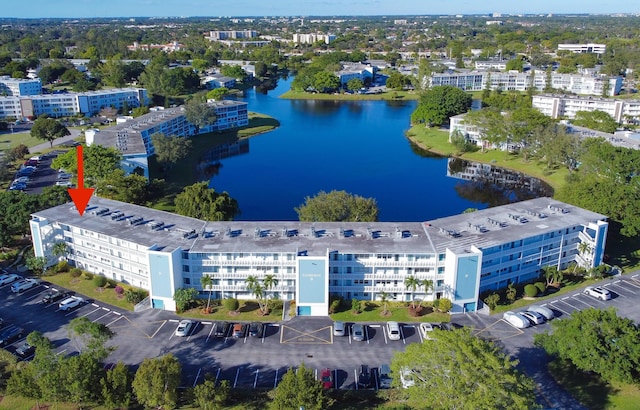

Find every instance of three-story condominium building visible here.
[30,197,608,315]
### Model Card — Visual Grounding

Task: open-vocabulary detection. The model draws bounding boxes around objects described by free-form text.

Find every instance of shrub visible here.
[81,271,94,280]
[114,285,125,296]
[106,279,117,288]
[125,288,147,304]
[7,144,29,161]
[54,260,69,273]
[329,299,341,314]
[69,268,82,278]
[351,298,361,313]
[524,284,539,297]
[534,282,546,294]
[483,293,500,311]
[223,297,239,312]
[438,298,452,313]
[93,275,107,287]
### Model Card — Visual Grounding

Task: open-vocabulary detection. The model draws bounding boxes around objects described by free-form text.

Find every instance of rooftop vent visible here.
[149,221,164,230]
[111,211,124,220]
[128,216,143,225]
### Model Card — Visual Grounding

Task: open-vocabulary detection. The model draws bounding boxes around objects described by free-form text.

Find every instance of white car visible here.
[56,181,73,187]
[13,177,30,184]
[333,321,345,337]
[386,321,401,341]
[583,286,612,300]
[419,322,435,340]
[503,311,531,329]
[521,310,546,325]
[528,305,555,321]
[11,278,38,293]
[175,319,197,337]
[57,172,73,180]
[0,273,22,285]
[59,296,84,311]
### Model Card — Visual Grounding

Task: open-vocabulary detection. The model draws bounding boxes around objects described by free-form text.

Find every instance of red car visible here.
[320,368,333,389]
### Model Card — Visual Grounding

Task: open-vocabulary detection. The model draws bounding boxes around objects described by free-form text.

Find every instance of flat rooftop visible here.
[33,197,607,257]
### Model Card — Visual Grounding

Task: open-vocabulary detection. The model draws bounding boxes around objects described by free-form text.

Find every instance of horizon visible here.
[4,0,639,19]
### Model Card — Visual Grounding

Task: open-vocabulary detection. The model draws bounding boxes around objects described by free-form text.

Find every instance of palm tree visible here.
[418,279,434,308]
[51,241,69,261]
[379,291,390,315]
[245,275,266,313]
[262,274,279,312]
[404,275,420,309]
[200,274,213,312]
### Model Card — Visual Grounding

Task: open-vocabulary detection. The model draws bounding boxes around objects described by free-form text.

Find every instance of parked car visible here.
[320,368,333,389]
[214,321,230,338]
[15,342,35,357]
[58,296,84,311]
[248,322,264,338]
[419,322,435,340]
[0,325,24,346]
[55,181,73,187]
[351,323,365,341]
[528,305,555,321]
[232,323,246,338]
[503,311,531,329]
[521,310,546,325]
[333,321,345,337]
[0,273,22,286]
[437,322,463,331]
[42,289,72,304]
[175,319,197,337]
[13,177,30,184]
[358,365,371,388]
[399,367,417,389]
[11,278,38,293]
[9,182,27,191]
[57,172,73,180]
[583,286,612,300]
[378,364,392,389]
[386,321,401,341]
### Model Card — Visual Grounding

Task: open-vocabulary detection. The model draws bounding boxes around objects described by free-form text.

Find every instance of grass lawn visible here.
[179,300,283,322]
[44,271,139,311]
[330,301,450,323]
[405,125,569,192]
[280,89,420,101]
[547,359,640,410]
[0,130,43,150]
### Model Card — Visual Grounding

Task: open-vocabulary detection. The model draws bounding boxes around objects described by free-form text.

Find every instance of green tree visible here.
[245,275,267,314]
[391,328,537,409]
[572,110,618,134]
[25,255,47,276]
[206,87,230,101]
[184,100,218,134]
[95,169,165,205]
[67,316,114,359]
[133,354,182,410]
[379,291,391,315]
[404,275,420,309]
[295,190,378,222]
[506,282,517,304]
[411,85,472,127]
[99,55,126,87]
[263,273,279,308]
[51,144,122,186]
[30,117,71,147]
[505,58,524,72]
[173,287,199,313]
[101,362,133,409]
[269,363,333,410]
[175,182,240,221]
[200,274,214,312]
[313,71,340,93]
[193,378,230,410]
[535,307,640,383]
[346,78,364,92]
[386,71,408,90]
[484,293,500,311]
[151,132,192,172]
[418,279,433,308]
[51,241,69,261]
[61,352,103,406]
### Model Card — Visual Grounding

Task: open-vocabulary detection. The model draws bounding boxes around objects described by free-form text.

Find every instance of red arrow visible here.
[67,145,95,216]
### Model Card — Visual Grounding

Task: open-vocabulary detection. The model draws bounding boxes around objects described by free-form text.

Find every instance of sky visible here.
[3,0,639,19]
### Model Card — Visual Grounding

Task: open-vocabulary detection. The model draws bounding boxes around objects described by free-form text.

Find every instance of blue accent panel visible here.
[593,223,607,265]
[152,299,164,309]
[297,306,311,316]
[299,259,326,303]
[30,221,44,257]
[455,255,479,300]
[149,253,173,298]
[464,302,477,312]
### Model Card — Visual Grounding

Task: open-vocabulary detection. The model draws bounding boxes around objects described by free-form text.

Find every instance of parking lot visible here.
[6,150,74,194]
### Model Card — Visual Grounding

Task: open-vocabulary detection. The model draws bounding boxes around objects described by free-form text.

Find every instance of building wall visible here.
[533,94,640,123]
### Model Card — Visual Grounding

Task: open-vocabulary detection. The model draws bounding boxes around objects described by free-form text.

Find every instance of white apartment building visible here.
[474,61,508,70]
[532,94,640,124]
[335,63,376,87]
[0,76,42,96]
[86,100,249,179]
[206,30,257,41]
[30,197,608,314]
[292,33,336,45]
[430,71,622,96]
[1,88,149,120]
[449,113,521,152]
[558,43,606,54]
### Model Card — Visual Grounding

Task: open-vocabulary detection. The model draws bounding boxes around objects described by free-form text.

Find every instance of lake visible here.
[206,77,551,221]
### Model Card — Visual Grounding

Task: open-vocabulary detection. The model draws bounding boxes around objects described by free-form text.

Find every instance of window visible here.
[183,265,190,272]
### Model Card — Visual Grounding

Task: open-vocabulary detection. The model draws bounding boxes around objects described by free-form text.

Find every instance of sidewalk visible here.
[29,129,81,154]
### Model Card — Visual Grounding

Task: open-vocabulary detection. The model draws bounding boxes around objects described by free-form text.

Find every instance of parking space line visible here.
[608,281,635,294]
[193,368,201,387]
[215,367,221,384]
[233,368,240,388]
[205,323,215,343]
[27,291,45,301]
[92,311,113,323]
[273,369,278,389]
[621,278,640,290]
[399,326,406,345]
[365,326,370,344]
[603,283,630,297]
[106,315,124,327]
[354,368,358,390]
[80,306,102,318]
[548,301,573,316]
[572,294,606,307]
[149,320,167,338]
[253,369,259,388]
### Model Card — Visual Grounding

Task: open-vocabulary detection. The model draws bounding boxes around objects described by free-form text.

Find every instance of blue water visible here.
[207,78,544,221]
